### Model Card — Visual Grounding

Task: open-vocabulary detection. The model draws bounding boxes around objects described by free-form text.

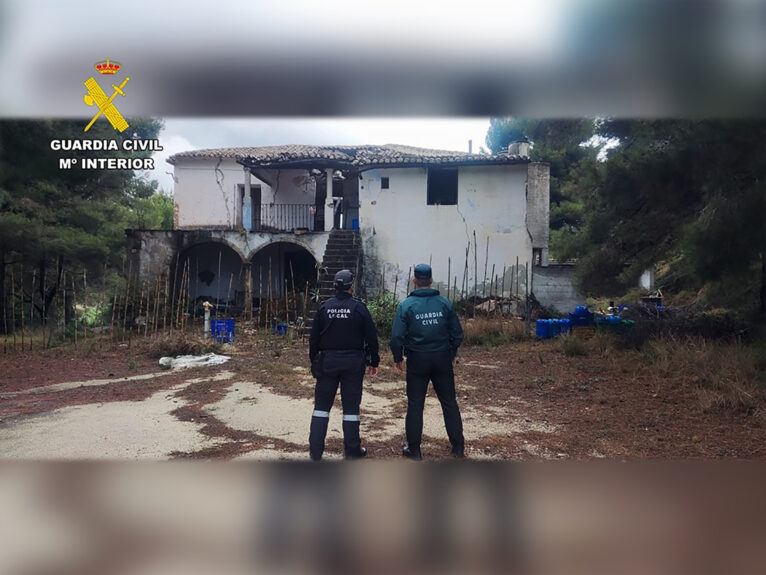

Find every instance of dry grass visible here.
[560,334,588,357]
[146,331,222,359]
[643,337,766,416]
[462,317,528,347]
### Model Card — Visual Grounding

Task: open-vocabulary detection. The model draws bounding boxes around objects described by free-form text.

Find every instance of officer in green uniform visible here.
[390,264,465,460]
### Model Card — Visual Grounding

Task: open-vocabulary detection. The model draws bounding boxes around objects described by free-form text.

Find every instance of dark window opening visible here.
[427,168,458,205]
[381,176,389,189]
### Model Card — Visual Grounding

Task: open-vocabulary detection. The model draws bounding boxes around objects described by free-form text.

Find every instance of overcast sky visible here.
[149,118,493,193]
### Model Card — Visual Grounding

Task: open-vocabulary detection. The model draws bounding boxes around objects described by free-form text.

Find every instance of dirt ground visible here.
[1,335,765,460]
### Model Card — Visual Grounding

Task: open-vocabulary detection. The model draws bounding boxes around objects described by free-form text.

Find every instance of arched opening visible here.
[177,242,246,316]
[250,242,317,324]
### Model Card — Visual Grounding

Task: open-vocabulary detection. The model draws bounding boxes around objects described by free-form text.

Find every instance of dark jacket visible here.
[389,288,464,363]
[309,291,380,367]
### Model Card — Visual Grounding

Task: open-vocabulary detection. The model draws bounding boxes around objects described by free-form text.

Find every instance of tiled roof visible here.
[166,144,528,168]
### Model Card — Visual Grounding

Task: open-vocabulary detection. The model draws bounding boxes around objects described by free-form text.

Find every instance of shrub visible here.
[561,334,587,357]
[366,292,400,339]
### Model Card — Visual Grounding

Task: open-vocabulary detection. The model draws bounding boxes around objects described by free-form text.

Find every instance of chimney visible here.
[508,138,531,156]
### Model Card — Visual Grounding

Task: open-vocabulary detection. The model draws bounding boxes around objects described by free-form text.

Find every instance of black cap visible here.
[334,269,354,290]
[413,264,432,280]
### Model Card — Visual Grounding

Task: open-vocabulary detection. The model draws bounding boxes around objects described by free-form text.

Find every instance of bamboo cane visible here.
[19,263,25,351]
[515,256,520,300]
[258,265,263,327]
[29,266,35,351]
[163,273,169,334]
[501,264,507,316]
[122,258,132,339]
[153,274,161,336]
[303,281,309,319]
[144,279,151,338]
[71,272,78,348]
[483,237,489,298]
[266,257,272,330]
[393,273,398,301]
[453,276,457,304]
[225,272,234,317]
[2,264,8,353]
[473,231,478,317]
[284,278,289,325]
[525,261,530,337]
[447,257,451,300]
[289,260,296,319]
[10,265,16,352]
[82,269,88,343]
[216,250,222,319]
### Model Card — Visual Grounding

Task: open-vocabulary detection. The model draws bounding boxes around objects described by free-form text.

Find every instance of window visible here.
[427,168,458,205]
[381,176,389,189]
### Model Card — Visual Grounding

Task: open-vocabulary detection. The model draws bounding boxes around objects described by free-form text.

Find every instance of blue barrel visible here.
[272,323,288,336]
[536,319,548,338]
[560,318,571,334]
[211,318,234,343]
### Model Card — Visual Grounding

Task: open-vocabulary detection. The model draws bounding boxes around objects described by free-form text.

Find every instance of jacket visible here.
[389,288,464,363]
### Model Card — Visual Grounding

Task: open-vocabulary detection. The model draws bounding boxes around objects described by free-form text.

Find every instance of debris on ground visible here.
[159,353,231,370]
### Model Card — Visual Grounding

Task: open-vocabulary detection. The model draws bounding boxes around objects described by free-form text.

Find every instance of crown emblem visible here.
[95,58,121,75]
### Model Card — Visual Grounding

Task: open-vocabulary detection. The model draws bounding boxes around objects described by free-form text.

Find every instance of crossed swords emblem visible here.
[83,75,130,132]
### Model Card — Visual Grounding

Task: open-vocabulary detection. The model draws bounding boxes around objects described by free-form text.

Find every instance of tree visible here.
[569,119,766,314]
[0,118,165,327]
[486,118,599,259]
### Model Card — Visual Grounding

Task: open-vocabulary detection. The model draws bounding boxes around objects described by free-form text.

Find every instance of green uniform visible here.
[390,288,463,362]
[390,287,464,456]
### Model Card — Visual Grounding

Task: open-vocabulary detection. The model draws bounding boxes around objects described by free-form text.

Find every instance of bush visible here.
[561,334,587,357]
[366,292,400,339]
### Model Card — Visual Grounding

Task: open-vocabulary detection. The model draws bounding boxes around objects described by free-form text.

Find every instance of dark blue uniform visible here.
[309,291,380,460]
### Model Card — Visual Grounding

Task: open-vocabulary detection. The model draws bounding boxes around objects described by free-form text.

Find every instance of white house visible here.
[125,143,577,316]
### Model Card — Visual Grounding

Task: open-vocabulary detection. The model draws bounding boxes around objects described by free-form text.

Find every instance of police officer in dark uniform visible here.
[308,269,380,460]
[390,264,465,460]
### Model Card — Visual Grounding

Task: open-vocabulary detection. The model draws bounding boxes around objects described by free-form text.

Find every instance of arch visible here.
[245,237,319,263]
[181,236,246,263]
[177,241,247,314]
[250,241,318,304]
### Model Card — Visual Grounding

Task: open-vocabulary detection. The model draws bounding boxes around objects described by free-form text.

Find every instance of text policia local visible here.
[52,139,163,170]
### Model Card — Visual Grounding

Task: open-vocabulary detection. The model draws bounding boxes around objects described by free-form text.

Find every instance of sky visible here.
[148,118,494,193]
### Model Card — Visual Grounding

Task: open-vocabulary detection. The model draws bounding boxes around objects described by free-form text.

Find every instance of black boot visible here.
[402,444,423,460]
[309,416,329,461]
[343,419,366,459]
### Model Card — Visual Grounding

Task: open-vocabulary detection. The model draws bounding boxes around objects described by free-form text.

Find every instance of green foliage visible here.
[564,119,766,313]
[0,118,167,323]
[365,292,399,339]
[486,118,600,260]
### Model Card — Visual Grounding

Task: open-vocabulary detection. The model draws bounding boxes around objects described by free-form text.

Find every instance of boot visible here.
[343,419,366,459]
[309,416,329,461]
[402,444,423,460]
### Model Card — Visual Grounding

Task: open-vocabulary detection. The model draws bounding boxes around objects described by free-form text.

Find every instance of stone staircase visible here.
[317,229,363,301]
[304,230,362,331]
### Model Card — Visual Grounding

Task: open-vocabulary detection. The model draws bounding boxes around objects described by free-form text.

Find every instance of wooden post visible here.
[447,257,451,300]
[71,273,78,348]
[483,237,489,298]
[10,265,16,352]
[216,250,222,319]
[473,231,478,318]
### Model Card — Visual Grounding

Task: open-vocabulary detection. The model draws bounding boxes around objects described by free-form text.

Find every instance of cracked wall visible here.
[357,165,532,300]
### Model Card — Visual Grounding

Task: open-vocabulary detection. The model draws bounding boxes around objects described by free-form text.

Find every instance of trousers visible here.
[309,350,366,459]
[405,349,464,450]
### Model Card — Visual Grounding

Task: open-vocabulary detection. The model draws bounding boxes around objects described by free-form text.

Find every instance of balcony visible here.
[252,203,320,232]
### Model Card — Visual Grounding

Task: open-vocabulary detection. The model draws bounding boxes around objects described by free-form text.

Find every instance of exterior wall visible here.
[532,263,585,314]
[526,162,550,265]
[126,229,329,280]
[172,159,317,229]
[357,164,532,300]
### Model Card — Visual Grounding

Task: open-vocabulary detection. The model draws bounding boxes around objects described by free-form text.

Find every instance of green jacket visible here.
[389,288,464,362]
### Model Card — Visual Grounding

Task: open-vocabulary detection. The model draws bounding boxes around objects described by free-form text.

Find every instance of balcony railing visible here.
[252,203,319,232]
